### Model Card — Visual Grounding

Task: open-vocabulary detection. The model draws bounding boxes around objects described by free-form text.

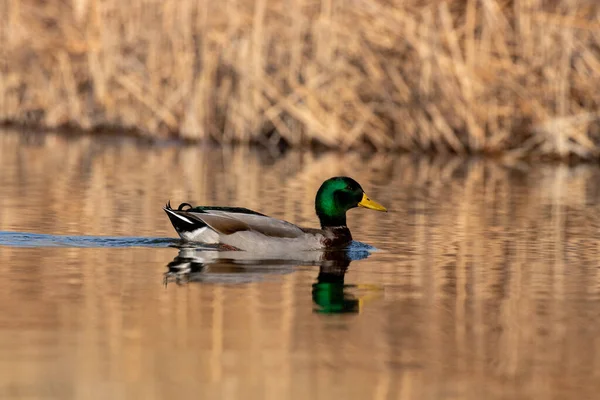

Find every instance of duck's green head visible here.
[315,177,387,228]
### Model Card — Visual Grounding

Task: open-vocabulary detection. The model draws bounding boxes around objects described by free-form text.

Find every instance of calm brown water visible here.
[2,128,600,399]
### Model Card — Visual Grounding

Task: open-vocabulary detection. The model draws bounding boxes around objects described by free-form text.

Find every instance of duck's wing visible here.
[164,202,308,239]
[187,206,266,216]
[189,210,307,238]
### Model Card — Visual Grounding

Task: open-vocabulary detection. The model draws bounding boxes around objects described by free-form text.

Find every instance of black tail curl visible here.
[165,200,194,211]
[177,202,193,211]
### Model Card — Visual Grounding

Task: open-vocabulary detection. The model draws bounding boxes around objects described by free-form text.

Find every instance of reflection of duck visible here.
[164,247,303,284]
[164,246,380,314]
[163,177,387,251]
[312,261,359,314]
[311,250,383,314]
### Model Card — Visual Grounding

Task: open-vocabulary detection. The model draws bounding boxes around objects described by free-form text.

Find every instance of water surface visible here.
[2,129,600,399]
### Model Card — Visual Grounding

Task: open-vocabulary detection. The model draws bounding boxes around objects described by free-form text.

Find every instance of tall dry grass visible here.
[1,0,600,157]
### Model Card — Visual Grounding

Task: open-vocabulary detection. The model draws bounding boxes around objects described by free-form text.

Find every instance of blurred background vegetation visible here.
[1,0,599,158]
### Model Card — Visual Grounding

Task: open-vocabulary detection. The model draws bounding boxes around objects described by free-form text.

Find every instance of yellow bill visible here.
[358,193,387,212]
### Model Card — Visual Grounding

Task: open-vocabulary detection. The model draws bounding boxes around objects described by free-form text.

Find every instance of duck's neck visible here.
[318,214,347,229]
[321,225,353,248]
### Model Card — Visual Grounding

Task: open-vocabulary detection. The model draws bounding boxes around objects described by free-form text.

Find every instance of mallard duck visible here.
[163,176,387,251]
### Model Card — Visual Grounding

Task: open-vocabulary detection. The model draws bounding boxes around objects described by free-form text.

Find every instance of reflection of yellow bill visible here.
[356,285,385,313]
[358,193,387,212]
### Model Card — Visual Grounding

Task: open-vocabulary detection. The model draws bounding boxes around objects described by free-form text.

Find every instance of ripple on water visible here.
[0,231,178,248]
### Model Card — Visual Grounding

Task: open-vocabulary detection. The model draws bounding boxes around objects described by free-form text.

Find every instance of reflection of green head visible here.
[315,177,387,228]
[312,282,361,314]
[312,262,360,314]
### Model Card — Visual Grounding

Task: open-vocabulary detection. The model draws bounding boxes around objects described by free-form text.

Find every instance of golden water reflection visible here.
[1,129,600,399]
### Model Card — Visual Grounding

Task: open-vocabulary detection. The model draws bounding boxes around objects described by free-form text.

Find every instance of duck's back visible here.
[164,204,328,251]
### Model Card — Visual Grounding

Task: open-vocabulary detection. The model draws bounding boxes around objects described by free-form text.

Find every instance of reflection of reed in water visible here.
[164,246,377,314]
[3,130,600,398]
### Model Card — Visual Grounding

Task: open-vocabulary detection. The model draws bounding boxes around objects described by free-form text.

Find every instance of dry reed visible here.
[1,0,600,157]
